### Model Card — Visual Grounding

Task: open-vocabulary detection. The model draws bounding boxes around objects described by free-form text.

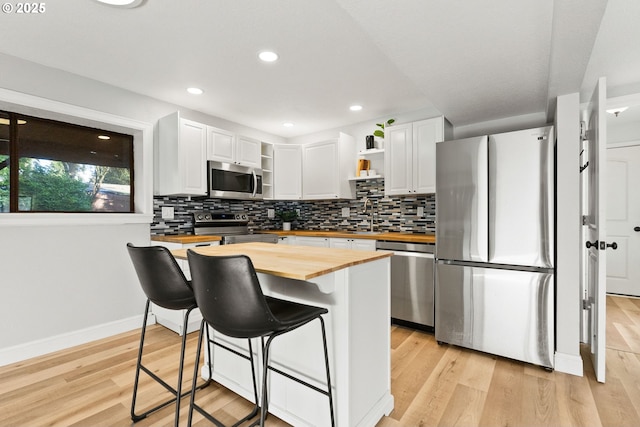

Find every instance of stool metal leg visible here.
[131,301,209,426]
[258,316,335,427]
[188,322,260,427]
[319,316,335,427]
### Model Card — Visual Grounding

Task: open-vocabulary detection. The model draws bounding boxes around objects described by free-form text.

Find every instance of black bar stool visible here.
[126,243,211,427]
[186,250,335,427]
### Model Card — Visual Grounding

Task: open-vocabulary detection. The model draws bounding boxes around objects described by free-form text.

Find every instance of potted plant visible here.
[276,209,298,231]
[373,118,395,140]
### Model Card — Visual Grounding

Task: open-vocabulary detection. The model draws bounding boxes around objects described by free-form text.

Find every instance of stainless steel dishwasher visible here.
[376,241,435,330]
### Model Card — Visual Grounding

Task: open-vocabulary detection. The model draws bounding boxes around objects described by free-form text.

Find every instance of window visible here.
[0,110,134,213]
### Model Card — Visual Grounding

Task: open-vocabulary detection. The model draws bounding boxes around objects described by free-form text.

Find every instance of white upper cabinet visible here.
[207,127,261,168]
[384,116,452,196]
[273,144,302,200]
[235,135,262,168]
[302,132,356,200]
[156,111,207,196]
[206,127,235,163]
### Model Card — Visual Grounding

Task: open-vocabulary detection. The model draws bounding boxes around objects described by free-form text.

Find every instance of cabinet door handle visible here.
[606,242,618,250]
[586,240,598,249]
[634,226,640,232]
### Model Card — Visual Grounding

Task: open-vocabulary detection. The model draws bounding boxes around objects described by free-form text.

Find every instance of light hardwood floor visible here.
[1,295,639,426]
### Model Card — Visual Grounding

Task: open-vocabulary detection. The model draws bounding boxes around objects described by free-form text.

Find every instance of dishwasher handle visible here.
[387,251,434,259]
[376,240,434,253]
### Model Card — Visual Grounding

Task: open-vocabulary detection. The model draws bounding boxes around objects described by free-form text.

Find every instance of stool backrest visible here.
[187,250,275,338]
[127,243,195,310]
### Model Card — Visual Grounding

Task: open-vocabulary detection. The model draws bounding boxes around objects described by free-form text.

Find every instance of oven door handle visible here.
[251,170,257,198]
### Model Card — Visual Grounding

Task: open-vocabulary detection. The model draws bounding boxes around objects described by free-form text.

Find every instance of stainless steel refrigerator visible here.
[435,126,554,368]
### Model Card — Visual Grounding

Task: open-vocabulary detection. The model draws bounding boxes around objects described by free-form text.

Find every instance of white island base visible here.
[194,252,393,427]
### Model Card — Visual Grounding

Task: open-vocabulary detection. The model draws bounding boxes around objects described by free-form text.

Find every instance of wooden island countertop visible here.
[171,241,393,281]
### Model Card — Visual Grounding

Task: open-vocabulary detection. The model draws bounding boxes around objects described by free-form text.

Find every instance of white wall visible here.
[0,53,284,365]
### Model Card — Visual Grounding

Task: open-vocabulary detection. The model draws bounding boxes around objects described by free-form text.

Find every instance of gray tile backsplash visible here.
[151,179,435,235]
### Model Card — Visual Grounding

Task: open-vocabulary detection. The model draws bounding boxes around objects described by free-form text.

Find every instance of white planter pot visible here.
[282,222,291,231]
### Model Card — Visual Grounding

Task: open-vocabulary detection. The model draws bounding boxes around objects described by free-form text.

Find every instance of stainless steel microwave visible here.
[208,161,263,200]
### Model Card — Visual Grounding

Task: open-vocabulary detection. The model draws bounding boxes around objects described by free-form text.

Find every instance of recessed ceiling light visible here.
[283,122,294,127]
[98,135,111,140]
[259,51,279,62]
[187,87,204,95]
[94,0,144,8]
[350,105,363,111]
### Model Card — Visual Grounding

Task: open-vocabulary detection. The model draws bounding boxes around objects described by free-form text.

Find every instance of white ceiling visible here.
[0,0,638,138]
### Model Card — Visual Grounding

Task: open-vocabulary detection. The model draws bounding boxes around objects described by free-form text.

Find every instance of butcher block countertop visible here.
[260,230,436,244]
[151,235,222,244]
[171,242,393,281]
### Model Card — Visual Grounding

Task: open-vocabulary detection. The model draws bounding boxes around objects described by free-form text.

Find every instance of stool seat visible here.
[265,296,328,332]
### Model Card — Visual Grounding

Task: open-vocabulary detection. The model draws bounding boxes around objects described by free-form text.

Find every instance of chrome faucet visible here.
[362,197,374,232]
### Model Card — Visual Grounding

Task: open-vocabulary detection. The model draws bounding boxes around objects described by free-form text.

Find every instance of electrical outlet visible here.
[342,207,350,217]
[161,206,175,220]
[417,206,424,217]
[267,208,275,219]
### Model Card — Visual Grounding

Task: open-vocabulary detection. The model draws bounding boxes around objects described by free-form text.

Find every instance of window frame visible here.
[0,88,153,227]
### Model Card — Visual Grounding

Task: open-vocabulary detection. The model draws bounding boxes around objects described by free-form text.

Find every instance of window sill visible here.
[0,213,154,227]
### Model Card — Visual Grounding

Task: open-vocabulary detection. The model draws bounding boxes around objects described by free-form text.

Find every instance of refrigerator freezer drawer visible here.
[435,263,554,368]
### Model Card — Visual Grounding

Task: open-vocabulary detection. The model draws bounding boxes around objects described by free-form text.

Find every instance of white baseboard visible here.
[554,351,584,376]
[0,314,154,367]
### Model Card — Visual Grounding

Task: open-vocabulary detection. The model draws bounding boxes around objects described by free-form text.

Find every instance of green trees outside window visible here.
[0,111,134,213]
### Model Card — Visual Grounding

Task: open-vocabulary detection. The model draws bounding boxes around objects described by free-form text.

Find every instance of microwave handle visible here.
[252,170,257,198]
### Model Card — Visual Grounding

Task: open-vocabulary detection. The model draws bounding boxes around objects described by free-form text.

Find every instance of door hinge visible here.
[580,121,587,141]
[582,215,588,225]
[582,299,590,310]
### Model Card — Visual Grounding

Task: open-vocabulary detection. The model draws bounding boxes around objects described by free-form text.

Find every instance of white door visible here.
[606,144,640,296]
[583,77,607,383]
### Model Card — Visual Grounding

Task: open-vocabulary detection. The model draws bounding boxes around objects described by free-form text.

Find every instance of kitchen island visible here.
[171,242,394,427]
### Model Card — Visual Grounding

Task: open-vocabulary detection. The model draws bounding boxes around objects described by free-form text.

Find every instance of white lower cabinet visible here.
[294,236,330,247]
[291,236,377,251]
[277,236,294,245]
[329,238,377,251]
[149,240,219,335]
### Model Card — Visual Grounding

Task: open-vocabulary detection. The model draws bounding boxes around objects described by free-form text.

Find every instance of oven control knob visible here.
[204,214,211,220]
[196,214,204,220]
[242,214,247,220]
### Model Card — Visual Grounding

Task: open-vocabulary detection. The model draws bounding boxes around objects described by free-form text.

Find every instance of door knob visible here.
[606,242,618,250]
[635,226,640,232]
[586,240,598,249]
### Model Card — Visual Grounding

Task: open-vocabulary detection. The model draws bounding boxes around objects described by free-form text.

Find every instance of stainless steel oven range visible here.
[192,211,278,244]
